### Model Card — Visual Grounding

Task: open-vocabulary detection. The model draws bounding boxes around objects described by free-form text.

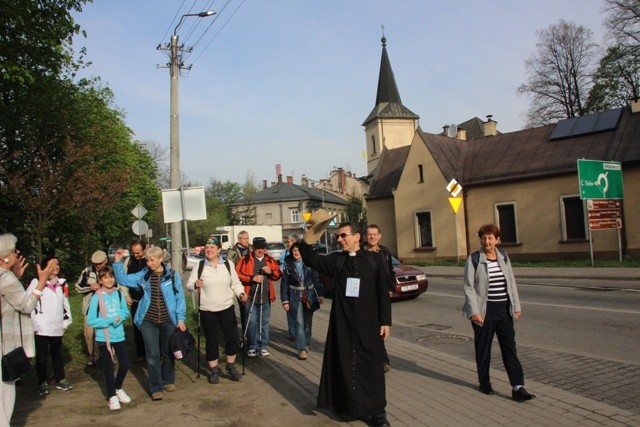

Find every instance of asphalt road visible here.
[390,276,640,412]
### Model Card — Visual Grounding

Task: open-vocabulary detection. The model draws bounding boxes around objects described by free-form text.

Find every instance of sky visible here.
[71,0,609,187]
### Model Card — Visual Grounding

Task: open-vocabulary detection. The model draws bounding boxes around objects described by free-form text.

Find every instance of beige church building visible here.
[364,37,640,261]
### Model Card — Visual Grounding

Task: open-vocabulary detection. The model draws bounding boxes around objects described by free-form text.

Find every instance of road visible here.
[389,276,640,412]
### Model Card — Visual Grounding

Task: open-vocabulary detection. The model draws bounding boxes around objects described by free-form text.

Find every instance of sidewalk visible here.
[263,299,640,426]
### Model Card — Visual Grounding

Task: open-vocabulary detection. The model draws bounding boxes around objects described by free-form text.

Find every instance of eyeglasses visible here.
[335,232,355,240]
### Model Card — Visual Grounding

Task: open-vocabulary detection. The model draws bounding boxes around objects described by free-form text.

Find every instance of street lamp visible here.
[168,10,215,271]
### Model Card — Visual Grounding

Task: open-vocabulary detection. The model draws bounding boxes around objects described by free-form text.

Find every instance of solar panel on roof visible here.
[572,114,598,135]
[593,108,623,132]
[549,108,622,140]
[549,118,575,140]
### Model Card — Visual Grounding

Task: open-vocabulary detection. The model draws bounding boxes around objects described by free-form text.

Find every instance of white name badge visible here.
[346,277,360,297]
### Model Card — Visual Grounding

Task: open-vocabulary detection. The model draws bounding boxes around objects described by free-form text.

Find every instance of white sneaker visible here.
[108,395,121,410]
[247,349,257,358]
[116,388,131,404]
[260,349,270,357]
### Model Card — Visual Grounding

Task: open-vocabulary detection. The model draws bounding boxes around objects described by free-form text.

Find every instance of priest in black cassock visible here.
[299,213,391,427]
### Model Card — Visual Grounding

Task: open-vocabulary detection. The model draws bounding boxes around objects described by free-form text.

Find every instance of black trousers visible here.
[34,335,65,384]
[200,306,240,362]
[472,317,524,387]
[98,341,130,398]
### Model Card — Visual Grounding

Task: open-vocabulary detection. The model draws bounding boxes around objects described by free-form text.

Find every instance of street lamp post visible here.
[168,11,214,271]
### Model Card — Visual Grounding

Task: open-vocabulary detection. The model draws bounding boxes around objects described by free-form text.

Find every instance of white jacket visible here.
[27,278,72,336]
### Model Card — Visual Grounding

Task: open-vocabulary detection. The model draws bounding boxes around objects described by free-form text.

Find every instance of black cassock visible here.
[299,242,391,419]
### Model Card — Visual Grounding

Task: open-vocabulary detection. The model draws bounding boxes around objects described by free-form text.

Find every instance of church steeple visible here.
[363,36,419,175]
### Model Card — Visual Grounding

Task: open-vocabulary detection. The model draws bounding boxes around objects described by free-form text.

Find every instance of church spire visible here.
[363,36,419,125]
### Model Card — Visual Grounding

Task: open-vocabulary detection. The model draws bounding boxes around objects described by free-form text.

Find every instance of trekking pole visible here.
[196,290,201,378]
[242,285,259,375]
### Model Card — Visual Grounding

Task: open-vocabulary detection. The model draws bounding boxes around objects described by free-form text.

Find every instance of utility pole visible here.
[157,11,215,271]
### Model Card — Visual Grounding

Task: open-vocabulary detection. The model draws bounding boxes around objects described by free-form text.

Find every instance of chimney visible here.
[456,127,467,141]
[301,176,309,187]
[277,174,282,184]
[631,98,640,113]
[483,115,497,136]
[286,175,293,184]
[338,168,345,193]
[262,180,268,190]
[443,125,449,136]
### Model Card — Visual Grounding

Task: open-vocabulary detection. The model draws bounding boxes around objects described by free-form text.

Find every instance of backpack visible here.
[197,259,231,280]
[470,248,509,270]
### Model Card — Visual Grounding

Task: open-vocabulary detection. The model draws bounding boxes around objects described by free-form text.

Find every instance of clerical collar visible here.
[348,251,356,256]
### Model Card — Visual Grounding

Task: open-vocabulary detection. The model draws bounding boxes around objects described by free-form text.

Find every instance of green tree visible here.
[587,44,640,112]
[343,191,367,232]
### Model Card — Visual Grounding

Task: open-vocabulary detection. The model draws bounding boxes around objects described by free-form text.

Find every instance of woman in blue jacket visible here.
[280,243,323,360]
[113,246,186,401]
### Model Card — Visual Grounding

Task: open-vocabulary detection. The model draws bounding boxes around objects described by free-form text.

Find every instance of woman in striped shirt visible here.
[462,224,535,402]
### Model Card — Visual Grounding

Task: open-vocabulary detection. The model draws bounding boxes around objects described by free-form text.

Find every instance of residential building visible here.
[364,37,640,260]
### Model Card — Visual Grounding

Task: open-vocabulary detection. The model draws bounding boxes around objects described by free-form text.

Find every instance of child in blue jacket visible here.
[87,266,131,410]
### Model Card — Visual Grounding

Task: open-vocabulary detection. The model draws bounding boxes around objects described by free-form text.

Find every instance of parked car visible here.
[266,241,287,262]
[320,253,428,301]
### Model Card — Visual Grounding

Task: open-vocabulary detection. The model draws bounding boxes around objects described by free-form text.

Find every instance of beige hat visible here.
[91,250,108,264]
[303,209,338,244]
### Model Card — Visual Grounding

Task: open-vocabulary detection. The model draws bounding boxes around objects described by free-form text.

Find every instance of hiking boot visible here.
[38,382,50,396]
[55,379,73,391]
[164,384,176,392]
[151,392,163,401]
[108,395,121,411]
[226,366,241,381]
[298,350,308,360]
[208,371,220,384]
[116,388,131,403]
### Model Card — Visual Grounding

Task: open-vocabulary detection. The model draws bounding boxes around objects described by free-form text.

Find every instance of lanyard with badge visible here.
[345,252,360,298]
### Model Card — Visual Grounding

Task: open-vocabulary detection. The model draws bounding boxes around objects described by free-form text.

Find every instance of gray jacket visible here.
[462,249,521,319]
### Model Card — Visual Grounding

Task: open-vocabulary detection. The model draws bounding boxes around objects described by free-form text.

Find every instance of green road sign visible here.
[577,159,624,200]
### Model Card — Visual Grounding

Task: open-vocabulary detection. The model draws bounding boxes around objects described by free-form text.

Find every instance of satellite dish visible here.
[447,124,458,138]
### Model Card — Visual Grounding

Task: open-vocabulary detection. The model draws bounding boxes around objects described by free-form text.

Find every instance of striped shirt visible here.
[145,273,170,324]
[487,259,508,302]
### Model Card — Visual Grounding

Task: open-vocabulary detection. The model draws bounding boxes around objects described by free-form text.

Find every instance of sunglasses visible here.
[335,232,355,240]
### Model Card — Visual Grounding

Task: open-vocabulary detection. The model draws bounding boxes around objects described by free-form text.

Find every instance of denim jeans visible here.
[295,300,312,352]
[140,320,175,394]
[244,303,271,351]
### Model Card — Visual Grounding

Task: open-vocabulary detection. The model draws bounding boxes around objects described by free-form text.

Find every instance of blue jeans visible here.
[140,320,175,394]
[295,300,312,352]
[244,303,271,351]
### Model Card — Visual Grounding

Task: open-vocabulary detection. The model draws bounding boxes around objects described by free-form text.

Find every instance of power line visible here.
[191,0,246,65]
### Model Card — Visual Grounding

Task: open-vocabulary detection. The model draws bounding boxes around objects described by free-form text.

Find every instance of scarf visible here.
[96,287,120,358]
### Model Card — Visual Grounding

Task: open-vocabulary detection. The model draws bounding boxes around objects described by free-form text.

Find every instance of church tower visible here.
[362,37,419,175]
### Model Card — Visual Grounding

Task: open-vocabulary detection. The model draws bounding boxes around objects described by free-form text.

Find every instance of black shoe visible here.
[370,414,391,427]
[226,366,241,381]
[479,383,494,395]
[512,387,535,402]
[208,371,220,384]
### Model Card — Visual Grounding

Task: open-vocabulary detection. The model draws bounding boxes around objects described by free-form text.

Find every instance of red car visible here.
[320,254,428,301]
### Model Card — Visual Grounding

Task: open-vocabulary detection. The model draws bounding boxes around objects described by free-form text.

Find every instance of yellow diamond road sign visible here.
[446,179,462,197]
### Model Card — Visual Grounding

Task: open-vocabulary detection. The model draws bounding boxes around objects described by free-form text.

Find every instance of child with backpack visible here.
[27,256,73,396]
[86,266,131,410]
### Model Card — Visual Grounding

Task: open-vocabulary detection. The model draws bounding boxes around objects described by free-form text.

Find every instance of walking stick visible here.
[242,284,259,375]
[196,290,202,378]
